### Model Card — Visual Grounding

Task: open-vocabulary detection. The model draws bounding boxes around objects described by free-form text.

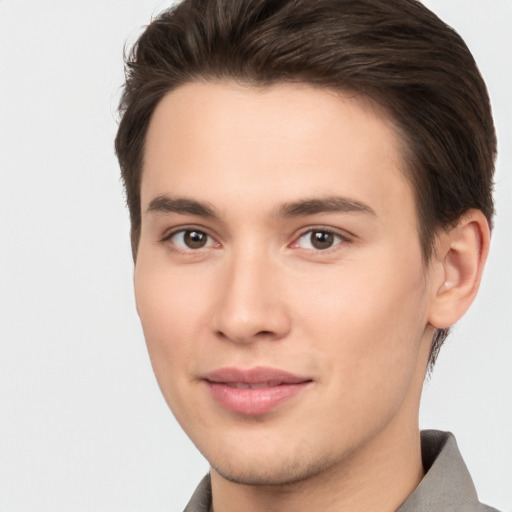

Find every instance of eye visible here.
[168,229,216,250]
[295,229,345,250]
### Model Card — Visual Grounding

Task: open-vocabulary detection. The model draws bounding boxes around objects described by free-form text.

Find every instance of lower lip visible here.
[206,382,310,415]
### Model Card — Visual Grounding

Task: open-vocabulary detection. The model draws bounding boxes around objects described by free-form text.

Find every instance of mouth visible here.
[203,367,313,415]
[221,381,289,389]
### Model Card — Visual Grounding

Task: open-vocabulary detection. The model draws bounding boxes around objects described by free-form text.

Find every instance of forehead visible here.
[142,81,413,220]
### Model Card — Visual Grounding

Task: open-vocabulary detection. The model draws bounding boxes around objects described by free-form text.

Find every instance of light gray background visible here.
[0,1,510,511]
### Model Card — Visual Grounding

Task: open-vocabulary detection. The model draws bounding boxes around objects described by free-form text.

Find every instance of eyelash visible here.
[161,227,219,253]
[160,226,350,254]
[292,227,349,253]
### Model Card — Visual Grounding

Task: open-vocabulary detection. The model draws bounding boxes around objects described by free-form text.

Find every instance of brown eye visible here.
[169,229,214,250]
[183,230,207,248]
[311,231,334,249]
[296,229,344,251]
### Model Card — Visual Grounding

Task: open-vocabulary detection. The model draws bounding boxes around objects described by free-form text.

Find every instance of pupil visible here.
[311,231,333,250]
[185,230,206,248]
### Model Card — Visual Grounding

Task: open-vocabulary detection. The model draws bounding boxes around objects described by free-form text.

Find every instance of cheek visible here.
[134,260,208,381]
[295,255,430,391]
[293,268,429,447]
[300,259,427,335]
[133,262,218,429]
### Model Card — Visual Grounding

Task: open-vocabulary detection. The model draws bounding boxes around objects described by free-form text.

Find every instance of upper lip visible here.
[204,366,312,386]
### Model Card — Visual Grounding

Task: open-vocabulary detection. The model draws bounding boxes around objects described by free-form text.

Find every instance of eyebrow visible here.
[146,195,376,219]
[277,197,376,217]
[147,196,217,217]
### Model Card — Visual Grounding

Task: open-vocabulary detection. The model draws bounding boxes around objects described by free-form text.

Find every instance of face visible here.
[135,82,436,485]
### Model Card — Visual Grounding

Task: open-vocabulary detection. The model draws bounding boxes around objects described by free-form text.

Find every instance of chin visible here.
[209,450,334,487]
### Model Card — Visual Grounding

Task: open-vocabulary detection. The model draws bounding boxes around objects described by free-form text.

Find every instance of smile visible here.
[203,367,313,415]
[224,381,289,389]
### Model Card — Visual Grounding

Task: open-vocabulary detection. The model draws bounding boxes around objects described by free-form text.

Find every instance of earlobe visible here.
[428,210,490,329]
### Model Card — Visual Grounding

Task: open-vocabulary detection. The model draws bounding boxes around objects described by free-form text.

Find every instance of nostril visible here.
[215,329,282,344]
[215,330,229,340]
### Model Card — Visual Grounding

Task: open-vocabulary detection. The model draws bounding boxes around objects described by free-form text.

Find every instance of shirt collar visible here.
[397,430,482,511]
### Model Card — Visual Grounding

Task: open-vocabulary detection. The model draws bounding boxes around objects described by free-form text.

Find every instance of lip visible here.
[203,366,313,415]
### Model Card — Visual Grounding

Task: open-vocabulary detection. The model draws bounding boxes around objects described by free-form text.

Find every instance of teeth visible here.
[231,383,251,389]
[224,381,283,389]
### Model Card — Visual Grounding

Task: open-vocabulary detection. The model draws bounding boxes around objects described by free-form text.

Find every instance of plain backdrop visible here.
[0,1,511,511]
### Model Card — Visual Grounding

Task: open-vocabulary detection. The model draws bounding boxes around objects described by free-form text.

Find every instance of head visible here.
[116,0,496,369]
[115,0,495,490]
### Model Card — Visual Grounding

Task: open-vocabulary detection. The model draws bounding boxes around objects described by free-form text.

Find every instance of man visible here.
[115,0,499,510]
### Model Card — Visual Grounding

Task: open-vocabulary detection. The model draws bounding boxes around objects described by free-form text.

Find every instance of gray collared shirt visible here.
[184,430,500,512]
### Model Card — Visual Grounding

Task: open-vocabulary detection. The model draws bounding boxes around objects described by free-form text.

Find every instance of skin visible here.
[134,82,489,512]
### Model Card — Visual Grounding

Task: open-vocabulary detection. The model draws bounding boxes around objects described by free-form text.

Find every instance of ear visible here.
[428,209,490,329]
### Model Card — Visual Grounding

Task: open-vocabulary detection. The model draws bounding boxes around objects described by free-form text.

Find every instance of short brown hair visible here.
[115,0,496,367]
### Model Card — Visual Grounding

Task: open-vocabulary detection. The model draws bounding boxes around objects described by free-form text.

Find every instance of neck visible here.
[210,417,424,512]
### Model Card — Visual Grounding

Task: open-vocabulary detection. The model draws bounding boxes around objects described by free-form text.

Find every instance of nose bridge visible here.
[212,242,290,343]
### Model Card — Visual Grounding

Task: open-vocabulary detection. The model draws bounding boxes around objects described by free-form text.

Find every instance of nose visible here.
[211,251,292,344]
